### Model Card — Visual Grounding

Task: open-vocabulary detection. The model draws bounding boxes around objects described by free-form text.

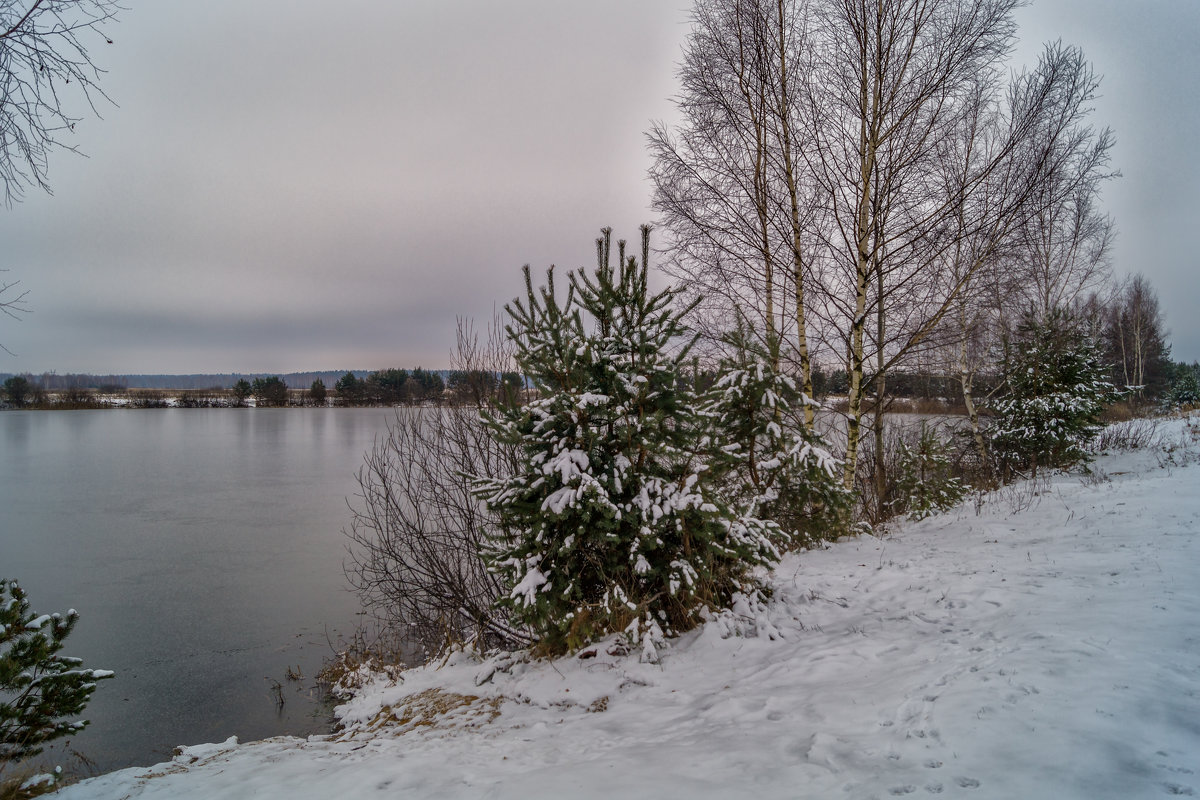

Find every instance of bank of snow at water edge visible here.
[60,417,1200,800]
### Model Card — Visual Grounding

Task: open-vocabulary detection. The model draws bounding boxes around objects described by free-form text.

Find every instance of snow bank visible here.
[59,418,1200,799]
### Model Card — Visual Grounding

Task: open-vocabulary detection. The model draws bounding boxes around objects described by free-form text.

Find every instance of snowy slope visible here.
[59,418,1200,800]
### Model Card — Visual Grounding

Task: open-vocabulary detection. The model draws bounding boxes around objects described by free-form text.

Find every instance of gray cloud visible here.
[1,0,1196,373]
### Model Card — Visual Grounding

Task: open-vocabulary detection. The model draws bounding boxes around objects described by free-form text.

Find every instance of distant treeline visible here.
[0,370,384,391]
[0,365,1061,404]
[334,368,523,406]
[0,367,528,409]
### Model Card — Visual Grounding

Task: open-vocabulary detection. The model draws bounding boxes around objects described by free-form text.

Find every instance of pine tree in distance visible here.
[991,307,1118,476]
[477,227,778,655]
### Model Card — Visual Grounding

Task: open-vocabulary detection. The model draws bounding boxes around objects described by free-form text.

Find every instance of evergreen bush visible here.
[700,328,850,545]
[990,307,1118,476]
[888,423,967,520]
[251,376,289,407]
[1,580,112,767]
[309,378,327,406]
[230,379,252,407]
[476,228,778,654]
[1164,363,1200,410]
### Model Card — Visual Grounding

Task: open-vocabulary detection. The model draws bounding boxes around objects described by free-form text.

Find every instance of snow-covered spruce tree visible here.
[1164,362,1200,410]
[888,423,967,521]
[700,328,850,547]
[990,307,1118,476]
[1,580,113,766]
[476,227,778,654]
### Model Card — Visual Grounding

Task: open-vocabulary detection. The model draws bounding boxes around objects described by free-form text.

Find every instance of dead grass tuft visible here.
[0,769,59,800]
[317,631,407,699]
[345,688,502,738]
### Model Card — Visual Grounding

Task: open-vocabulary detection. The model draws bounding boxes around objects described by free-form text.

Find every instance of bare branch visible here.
[1,0,123,205]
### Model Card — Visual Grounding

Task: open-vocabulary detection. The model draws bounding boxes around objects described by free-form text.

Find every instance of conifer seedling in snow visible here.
[476,227,778,654]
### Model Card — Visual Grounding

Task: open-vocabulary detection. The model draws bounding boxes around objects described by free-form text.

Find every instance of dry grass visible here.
[316,635,408,700]
[0,768,59,800]
[340,688,503,739]
[1099,401,1137,422]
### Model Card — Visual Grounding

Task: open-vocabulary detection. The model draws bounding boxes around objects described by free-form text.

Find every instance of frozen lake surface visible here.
[0,408,399,774]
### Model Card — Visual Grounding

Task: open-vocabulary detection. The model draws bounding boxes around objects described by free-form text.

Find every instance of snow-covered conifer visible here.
[1,580,113,766]
[700,328,850,546]
[476,228,777,653]
[1165,363,1200,409]
[991,307,1118,475]
[888,423,967,520]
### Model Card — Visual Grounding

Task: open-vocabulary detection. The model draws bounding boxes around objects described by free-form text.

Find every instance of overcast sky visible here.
[1,0,1196,375]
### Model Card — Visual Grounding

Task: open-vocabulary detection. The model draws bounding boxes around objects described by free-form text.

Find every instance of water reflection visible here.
[0,408,397,774]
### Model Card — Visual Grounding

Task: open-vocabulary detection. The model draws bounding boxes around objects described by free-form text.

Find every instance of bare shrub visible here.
[825,397,850,414]
[129,390,168,409]
[1002,472,1052,515]
[176,390,225,408]
[343,318,531,656]
[316,627,409,700]
[1091,417,1162,453]
[49,388,104,409]
[904,397,970,417]
[855,417,985,525]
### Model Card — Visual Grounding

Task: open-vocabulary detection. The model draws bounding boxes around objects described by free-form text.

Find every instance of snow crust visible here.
[59,418,1200,799]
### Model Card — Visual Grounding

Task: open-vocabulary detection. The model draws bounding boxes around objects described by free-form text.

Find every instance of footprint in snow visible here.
[1157,764,1195,776]
[889,786,917,795]
[925,784,943,794]
[956,777,981,789]
[1162,783,1195,796]
[924,760,943,769]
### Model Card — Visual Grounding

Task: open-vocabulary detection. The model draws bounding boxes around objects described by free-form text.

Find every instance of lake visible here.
[0,408,401,775]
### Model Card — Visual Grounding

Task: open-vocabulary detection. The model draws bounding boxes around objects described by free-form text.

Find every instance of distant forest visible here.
[0,371,387,391]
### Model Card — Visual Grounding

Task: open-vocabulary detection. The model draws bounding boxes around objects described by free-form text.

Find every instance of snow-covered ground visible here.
[59,417,1200,799]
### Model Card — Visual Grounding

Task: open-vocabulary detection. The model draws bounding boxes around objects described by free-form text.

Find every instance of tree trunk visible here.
[774,0,815,430]
[873,259,887,519]
[957,321,989,469]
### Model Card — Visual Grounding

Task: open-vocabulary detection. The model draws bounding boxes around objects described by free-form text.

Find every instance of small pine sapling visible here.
[991,307,1118,476]
[1164,364,1200,410]
[888,423,967,521]
[1,579,113,771]
[701,328,850,546]
[477,228,778,654]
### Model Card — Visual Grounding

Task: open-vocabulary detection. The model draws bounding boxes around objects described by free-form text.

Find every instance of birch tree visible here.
[1010,49,1117,318]
[936,42,1112,467]
[652,0,1120,499]
[800,0,1030,490]
[1105,274,1170,399]
[2,0,122,354]
[649,0,821,428]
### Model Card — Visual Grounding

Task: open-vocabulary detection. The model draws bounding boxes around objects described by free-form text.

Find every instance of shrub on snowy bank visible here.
[990,307,1119,477]
[886,422,968,521]
[476,228,783,654]
[344,228,854,660]
[1,581,112,796]
[343,318,528,656]
[699,327,851,545]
